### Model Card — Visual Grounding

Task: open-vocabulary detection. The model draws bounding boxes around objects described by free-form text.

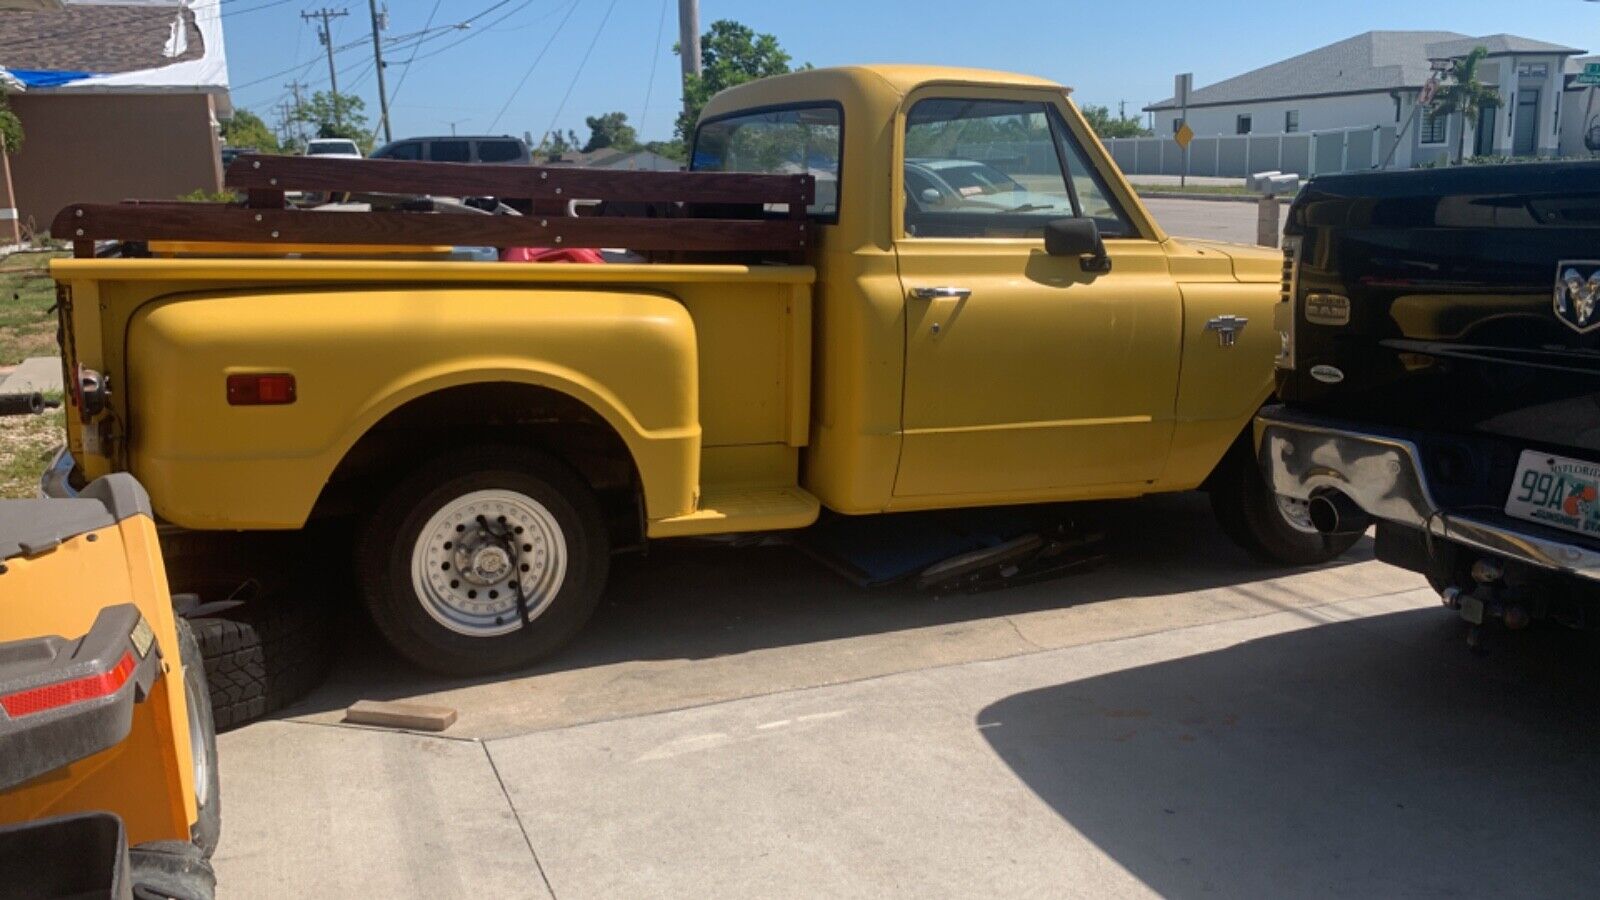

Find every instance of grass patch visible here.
[0,250,64,367]
[1131,183,1257,197]
[0,405,63,498]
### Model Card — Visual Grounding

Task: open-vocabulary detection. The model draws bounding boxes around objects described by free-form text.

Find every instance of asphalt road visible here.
[1142,196,1279,245]
[212,494,1600,898]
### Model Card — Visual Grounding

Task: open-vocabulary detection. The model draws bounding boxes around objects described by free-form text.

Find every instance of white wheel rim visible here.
[410,488,567,637]
[184,668,210,807]
[1275,494,1319,534]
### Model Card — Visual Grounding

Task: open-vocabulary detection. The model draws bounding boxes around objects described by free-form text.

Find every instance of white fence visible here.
[1103,125,1399,179]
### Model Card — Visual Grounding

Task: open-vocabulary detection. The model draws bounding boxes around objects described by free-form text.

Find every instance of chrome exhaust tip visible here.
[1307,491,1372,536]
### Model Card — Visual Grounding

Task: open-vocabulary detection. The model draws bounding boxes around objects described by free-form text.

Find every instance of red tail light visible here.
[0,651,136,717]
[227,373,296,406]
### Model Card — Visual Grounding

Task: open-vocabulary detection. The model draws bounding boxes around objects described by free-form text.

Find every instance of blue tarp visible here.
[8,69,98,88]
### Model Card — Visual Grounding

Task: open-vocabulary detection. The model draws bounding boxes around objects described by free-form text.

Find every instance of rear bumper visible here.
[1256,406,1600,582]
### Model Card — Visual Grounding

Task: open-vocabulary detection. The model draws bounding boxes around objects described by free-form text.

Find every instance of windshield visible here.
[307,140,359,156]
[691,105,841,218]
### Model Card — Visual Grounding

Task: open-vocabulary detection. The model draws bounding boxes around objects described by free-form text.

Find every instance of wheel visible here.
[1209,436,1361,566]
[189,590,333,732]
[356,446,610,676]
[173,619,220,858]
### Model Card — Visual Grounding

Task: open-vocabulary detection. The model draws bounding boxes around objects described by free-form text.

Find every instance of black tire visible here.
[356,446,610,676]
[1209,436,1361,566]
[129,840,216,900]
[189,592,333,732]
[173,619,220,858]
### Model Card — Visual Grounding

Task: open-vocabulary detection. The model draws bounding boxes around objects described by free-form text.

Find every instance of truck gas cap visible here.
[1310,365,1345,384]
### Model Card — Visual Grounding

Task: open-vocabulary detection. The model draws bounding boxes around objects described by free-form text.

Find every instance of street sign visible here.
[1174,122,1195,149]
[1579,62,1600,86]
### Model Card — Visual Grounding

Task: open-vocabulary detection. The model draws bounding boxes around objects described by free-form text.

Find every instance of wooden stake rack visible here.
[54,154,816,260]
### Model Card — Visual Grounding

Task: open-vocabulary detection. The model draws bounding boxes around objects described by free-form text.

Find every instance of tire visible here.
[189,591,333,732]
[1209,436,1361,566]
[356,446,610,676]
[174,619,220,858]
[129,840,216,900]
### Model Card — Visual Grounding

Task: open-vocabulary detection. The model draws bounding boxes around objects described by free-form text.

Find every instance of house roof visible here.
[1567,55,1600,75]
[0,1,202,75]
[1146,30,1583,112]
[1426,34,1583,60]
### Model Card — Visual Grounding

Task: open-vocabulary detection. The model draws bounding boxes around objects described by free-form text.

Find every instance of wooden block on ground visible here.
[344,700,457,732]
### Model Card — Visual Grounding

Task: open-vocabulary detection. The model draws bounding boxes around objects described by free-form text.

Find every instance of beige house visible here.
[0,0,229,236]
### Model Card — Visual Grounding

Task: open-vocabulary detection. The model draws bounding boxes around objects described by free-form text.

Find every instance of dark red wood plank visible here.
[56,203,811,253]
[226,155,814,208]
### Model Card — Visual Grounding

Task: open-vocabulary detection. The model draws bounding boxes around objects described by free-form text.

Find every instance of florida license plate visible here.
[1504,450,1600,537]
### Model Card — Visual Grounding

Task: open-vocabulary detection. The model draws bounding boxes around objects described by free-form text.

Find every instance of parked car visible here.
[49,65,1325,676]
[1257,161,1600,637]
[370,135,530,165]
[219,146,256,168]
[304,138,362,159]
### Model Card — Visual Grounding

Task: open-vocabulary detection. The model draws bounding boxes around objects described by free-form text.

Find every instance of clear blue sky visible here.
[220,0,1595,145]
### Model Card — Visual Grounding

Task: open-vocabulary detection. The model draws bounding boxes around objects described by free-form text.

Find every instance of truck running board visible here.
[649,485,820,538]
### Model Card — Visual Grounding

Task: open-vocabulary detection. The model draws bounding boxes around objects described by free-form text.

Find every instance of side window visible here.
[378,140,423,161]
[430,140,470,163]
[476,140,522,163]
[903,98,1132,238]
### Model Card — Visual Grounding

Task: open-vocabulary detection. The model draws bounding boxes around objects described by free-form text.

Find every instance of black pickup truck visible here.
[1257,161,1600,634]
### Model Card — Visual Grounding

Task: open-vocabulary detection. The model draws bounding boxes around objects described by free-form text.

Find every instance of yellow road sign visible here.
[1174,122,1195,149]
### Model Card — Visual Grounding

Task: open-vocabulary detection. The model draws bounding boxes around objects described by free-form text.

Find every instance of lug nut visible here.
[1470,558,1504,584]
[1504,605,1531,630]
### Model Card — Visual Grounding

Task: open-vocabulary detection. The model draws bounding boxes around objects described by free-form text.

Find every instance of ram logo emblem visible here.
[1554,262,1600,334]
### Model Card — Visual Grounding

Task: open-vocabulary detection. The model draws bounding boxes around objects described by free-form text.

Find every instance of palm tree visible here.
[1432,46,1498,164]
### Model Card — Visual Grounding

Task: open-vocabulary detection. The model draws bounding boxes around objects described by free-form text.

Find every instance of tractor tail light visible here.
[227,373,296,406]
[0,651,136,717]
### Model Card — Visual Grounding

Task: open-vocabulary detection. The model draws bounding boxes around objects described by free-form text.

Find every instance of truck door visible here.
[893,91,1182,499]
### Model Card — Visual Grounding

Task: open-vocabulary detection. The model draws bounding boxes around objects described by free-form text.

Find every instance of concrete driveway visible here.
[212,494,1600,898]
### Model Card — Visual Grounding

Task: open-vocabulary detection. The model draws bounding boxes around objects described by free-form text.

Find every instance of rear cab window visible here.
[690,104,842,220]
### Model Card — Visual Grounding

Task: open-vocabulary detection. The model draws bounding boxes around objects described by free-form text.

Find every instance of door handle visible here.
[908,286,972,301]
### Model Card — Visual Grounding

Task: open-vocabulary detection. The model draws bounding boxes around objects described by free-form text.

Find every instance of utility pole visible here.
[1118,99,1126,120]
[678,0,700,118]
[366,0,392,144]
[285,80,309,145]
[302,8,348,127]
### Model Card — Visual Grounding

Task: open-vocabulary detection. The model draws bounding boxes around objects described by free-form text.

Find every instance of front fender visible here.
[127,286,700,529]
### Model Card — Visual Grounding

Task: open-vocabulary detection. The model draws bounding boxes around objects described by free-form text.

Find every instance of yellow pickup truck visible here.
[46,66,1354,675]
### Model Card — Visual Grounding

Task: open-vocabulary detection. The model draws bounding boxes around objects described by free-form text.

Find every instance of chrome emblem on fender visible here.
[1554,261,1600,334]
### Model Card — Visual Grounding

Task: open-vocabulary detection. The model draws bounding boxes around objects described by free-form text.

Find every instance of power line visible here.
[639,0,669,138]
[486,0,581,131]
[537,0,619,145]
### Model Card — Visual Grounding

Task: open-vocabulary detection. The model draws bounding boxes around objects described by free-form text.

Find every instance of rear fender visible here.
[126,287,700,529]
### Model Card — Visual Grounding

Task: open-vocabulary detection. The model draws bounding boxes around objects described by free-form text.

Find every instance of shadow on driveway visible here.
[285,492,1375,718]
[977,608,1600,897]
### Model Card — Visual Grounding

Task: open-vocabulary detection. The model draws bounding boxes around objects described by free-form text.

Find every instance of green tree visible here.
[0,93,21,154]
[292,92,372,153]
[582,112,639,153]
[1080,104,1150,139]
[644,139,686,162]
[533,128,582,159]
[221,108,280,152]
[1433,46,1497,164]
[675,20,802,142]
